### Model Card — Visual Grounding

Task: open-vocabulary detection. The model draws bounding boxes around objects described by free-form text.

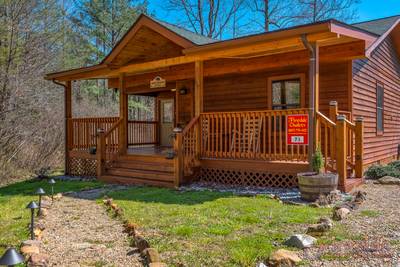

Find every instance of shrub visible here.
[388,160,400,170]
[312,146,324,174]
[364,164,400,179]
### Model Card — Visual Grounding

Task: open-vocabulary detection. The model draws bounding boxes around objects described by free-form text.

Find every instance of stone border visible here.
[102,198,167,267]
[20,193,63,267]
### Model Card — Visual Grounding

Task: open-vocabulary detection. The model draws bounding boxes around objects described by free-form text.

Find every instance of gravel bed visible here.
[301,181,400,266]
[181,181,307,202]
[41,194,143,267]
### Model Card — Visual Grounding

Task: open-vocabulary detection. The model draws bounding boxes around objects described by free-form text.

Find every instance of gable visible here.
[110,26,185,66]
[102,14,199,67]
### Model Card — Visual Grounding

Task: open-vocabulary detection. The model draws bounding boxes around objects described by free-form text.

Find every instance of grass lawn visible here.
[0,176,103,255]
[109,187,336,267]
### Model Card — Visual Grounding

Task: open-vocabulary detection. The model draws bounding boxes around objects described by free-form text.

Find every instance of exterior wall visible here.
[353,37,400,166]
[203,62,350,114]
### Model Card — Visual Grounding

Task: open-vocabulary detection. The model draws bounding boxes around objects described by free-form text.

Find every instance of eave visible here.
[45,19,377,82]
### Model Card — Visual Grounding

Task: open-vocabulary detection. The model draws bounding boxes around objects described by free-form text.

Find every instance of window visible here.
[272,79,301,110]
[376,84,384,134]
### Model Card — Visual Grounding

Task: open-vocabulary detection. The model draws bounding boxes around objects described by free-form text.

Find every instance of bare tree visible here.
[166,0,246,39]
[247,0,296,32]
[294,0,359,23]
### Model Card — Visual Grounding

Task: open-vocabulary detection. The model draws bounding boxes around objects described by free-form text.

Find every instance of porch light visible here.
[35,188,46,216]
[26,201,39,240]
[0,247,24,266]
[48,179,56,201]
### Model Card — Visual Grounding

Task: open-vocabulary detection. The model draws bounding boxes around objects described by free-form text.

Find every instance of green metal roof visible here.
[352,15,400,36]
[153,18,217,45]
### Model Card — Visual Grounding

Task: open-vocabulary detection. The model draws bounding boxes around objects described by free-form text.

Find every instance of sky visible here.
[148,0,400,24]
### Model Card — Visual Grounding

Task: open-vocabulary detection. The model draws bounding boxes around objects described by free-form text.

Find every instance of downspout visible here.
[52,79,69,175]
[301,34,316,170]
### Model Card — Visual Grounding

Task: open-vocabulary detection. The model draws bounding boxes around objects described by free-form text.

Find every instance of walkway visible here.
[41,188,142,267]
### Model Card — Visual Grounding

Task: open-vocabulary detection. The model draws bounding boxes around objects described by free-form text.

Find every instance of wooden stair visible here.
[99,154,175,188]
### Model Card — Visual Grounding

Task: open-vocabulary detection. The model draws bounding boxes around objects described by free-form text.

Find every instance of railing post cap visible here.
[337,114,346,121]
[329,101,338,106]
[173,127,183,133]
[97,128,105,134]
[355,116,364,122]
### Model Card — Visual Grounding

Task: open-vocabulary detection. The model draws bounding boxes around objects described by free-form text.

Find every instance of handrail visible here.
[182,116,200,135]
[316,111,336,127]
[105,118,123,137]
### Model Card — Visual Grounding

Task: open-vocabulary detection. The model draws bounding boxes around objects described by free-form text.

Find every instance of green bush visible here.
[388,160,400,170]
[312,146,324,174]
[364,163,400,179]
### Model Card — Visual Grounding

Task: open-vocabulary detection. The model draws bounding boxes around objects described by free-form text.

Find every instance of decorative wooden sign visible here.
[150,76,166,88]
[287,114,309,145]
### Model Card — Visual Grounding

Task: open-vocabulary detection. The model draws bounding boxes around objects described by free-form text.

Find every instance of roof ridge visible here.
[352,14,400,25]
[149,15,217,42]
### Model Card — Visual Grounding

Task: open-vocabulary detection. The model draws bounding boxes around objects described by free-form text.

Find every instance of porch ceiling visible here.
[45,20,376,82]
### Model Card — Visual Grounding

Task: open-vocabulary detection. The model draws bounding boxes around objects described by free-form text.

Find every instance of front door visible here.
[159,98,174,146]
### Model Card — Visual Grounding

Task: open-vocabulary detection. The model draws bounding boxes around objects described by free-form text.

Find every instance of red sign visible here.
[287,114,309,145]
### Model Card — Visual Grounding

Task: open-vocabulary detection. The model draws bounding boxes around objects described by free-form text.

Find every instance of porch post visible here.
[305,40,319,168]
[336,115,347,187]
[355,117,364,178]
[119,73,128,154]
[64,80,72,175]
[194,61,204,158]
[194,61,204,116]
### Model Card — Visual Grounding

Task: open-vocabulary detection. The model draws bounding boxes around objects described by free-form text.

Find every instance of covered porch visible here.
[45,15,376,192]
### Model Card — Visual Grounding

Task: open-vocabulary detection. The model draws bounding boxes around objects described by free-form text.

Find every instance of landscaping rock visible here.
[135,235,150,252]
[38,208,48,217]
[53,193,63,200]
[268,249,301,266]
[353,190,367,203]
[306,217,333,236]
[34,229,43,239]
[124,222,137,236]
[42,196,51,202]
[256,263,268,267]
[378,176,400,185]
[21,245,40,255]
[29,253,49,267]
[143,248,161,263]
[284,234,317,249]
[41,201,51,209]
[333,207,351,221]
[22,240,42,247]
[316,190,342,206]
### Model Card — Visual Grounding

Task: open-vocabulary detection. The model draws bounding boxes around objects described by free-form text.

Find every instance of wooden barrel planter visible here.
[297,172,338,201]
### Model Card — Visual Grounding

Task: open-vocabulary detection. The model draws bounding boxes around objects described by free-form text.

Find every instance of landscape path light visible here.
[48,178,56,201]
[35,188,46,216]
[26,201,39,240]
[0,247,24,266]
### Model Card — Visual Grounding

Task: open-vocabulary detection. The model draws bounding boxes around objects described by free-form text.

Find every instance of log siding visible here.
[353,36,400,165]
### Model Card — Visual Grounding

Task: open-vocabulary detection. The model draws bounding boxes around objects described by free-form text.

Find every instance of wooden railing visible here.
[96,118,123,176]
[182,116,200,176]
[317,101,364,186]
[128,120,158,146]
[199,108,310,161]
[69,117,118,150]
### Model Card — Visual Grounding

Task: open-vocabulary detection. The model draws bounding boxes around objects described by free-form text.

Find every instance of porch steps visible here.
[100,154,175,188]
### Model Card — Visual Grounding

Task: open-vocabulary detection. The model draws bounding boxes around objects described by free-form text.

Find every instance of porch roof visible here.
[45,15,378,82]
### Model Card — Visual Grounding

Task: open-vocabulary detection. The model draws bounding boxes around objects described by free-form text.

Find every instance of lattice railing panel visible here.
[68,157,97,177]
[199,167,298,188]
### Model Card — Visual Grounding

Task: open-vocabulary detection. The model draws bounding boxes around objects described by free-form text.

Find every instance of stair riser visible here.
[107,169,174,182]
[115,161,174,172]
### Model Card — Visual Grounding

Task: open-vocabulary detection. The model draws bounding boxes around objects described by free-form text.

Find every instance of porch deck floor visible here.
[127,145,171,156]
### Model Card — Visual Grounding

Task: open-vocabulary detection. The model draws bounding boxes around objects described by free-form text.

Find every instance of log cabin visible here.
[45,14,400,192]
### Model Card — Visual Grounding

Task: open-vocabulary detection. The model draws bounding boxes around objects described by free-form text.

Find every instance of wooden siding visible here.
[203,62,349,114]
[353,37,400,165]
